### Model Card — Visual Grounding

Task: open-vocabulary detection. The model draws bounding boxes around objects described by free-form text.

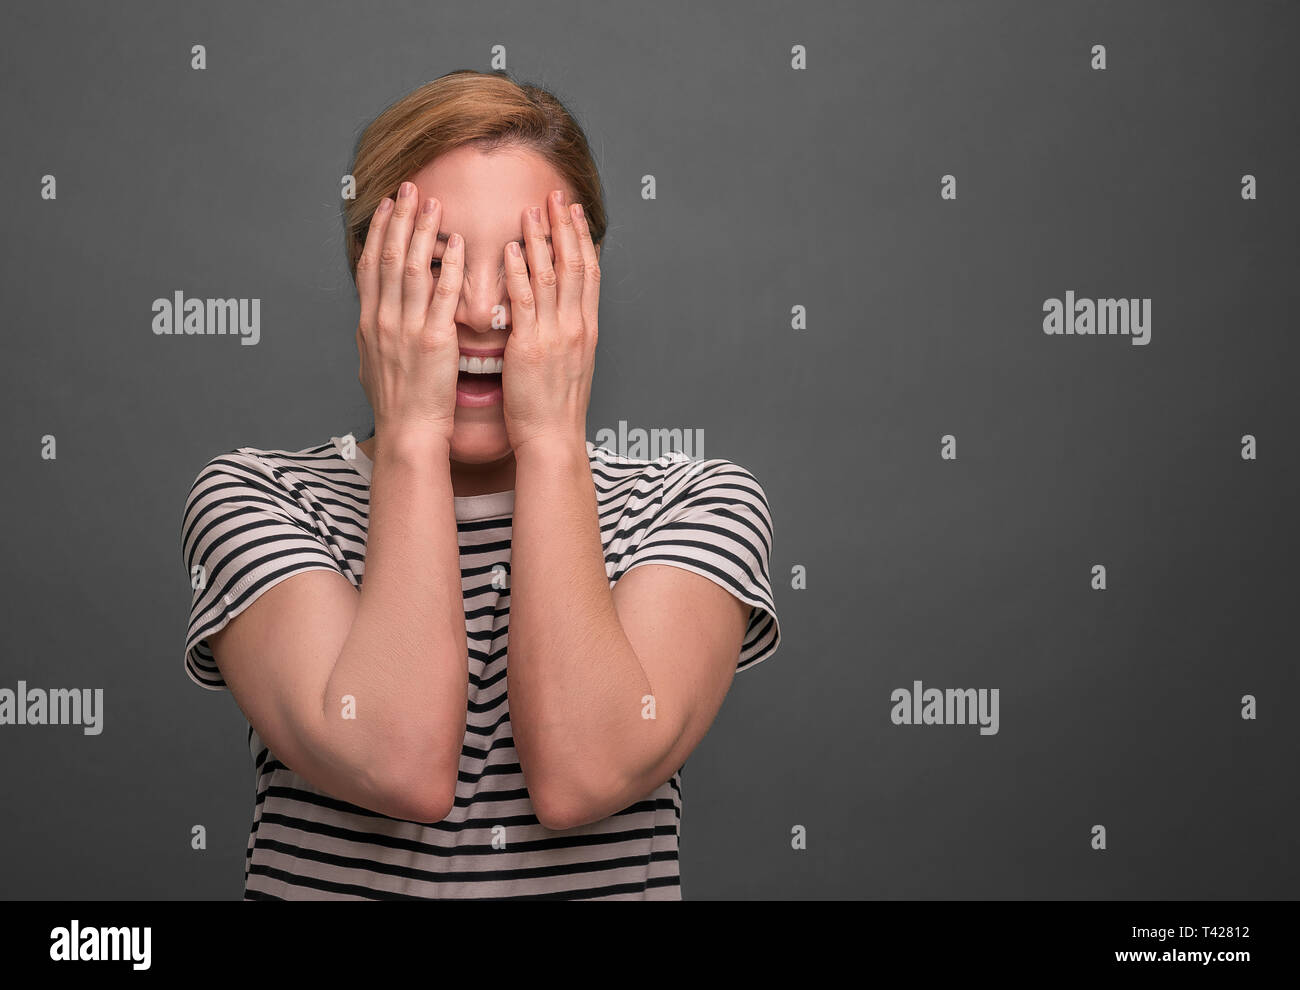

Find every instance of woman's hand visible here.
[355,181,465,453]
[501,189,601,456]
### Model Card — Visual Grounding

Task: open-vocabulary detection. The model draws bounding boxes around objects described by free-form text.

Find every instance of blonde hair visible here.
[342,69,607,284]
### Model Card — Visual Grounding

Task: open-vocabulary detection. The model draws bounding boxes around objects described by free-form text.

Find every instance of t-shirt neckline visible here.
[331,434,517,522]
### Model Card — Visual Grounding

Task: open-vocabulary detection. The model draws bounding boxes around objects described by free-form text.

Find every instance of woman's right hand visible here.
[356,180,465,451]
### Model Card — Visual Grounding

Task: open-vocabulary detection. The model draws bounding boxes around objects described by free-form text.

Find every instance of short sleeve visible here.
[180,451,347,691]
[617,456,781,673]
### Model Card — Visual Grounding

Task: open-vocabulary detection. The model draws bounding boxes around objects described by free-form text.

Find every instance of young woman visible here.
[180,69,781,899]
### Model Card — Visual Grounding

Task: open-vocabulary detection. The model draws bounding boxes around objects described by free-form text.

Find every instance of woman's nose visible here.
[455,271,511,333]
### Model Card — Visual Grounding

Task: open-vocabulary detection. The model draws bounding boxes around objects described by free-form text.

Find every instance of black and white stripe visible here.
[180,435,780,899]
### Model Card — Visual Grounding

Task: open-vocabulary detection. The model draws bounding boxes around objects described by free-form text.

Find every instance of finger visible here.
[424,229,464,337]
[356,197,394,334]
[523,203,556,325]
[402,196,441,321]
[570,202,601,349]
[503,238,537,340]
[549,189,585,327]
[378,181,419,335]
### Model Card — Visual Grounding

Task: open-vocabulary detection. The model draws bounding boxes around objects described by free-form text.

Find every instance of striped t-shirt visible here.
[181,434,781,899]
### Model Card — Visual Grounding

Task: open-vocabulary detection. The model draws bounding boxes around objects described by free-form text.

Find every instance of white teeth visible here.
[458,355,503,374]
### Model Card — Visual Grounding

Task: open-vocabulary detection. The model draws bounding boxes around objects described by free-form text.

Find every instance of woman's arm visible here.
[208,184,471,823]
[508,437,750,831]
[499,192,750,830]
[209,436,467,823]
[323,433,467,814]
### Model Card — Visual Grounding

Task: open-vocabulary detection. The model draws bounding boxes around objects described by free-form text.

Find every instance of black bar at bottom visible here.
[5,899,1285,978]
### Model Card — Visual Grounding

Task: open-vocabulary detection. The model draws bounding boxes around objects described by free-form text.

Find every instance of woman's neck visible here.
[447,453,517,497]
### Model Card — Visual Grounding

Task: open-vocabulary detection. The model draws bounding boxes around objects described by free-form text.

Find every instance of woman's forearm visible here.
[507,437,668,823]
[322,434,468,817]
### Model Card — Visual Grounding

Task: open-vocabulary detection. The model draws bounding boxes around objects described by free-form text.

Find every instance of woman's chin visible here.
[449,422,512,465]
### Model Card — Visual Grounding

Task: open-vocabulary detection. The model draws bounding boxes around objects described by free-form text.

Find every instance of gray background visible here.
[2,0,1296,899]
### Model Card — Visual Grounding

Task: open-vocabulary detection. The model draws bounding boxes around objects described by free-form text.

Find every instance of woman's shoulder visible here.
[180,437,361,560]
[587,437,764,480]
[585,439,772,516]
[186,436,357,489]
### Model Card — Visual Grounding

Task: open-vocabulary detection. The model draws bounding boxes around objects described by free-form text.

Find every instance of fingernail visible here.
[421,198,435,215]
[508,241,521,258]
[449,232,461,248]
[573,203,585,221]
[377,198,392,215]
[529,206,541,222]
[399,182,413,198]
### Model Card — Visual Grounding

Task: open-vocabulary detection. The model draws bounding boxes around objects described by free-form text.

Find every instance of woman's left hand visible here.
[502,189,600,456]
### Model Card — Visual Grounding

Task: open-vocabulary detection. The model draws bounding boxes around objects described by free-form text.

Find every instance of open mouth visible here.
[458,355,503,374]
[456,349,504,406]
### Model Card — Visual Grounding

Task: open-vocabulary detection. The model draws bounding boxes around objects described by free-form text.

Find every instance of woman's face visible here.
[396,144,597,470]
